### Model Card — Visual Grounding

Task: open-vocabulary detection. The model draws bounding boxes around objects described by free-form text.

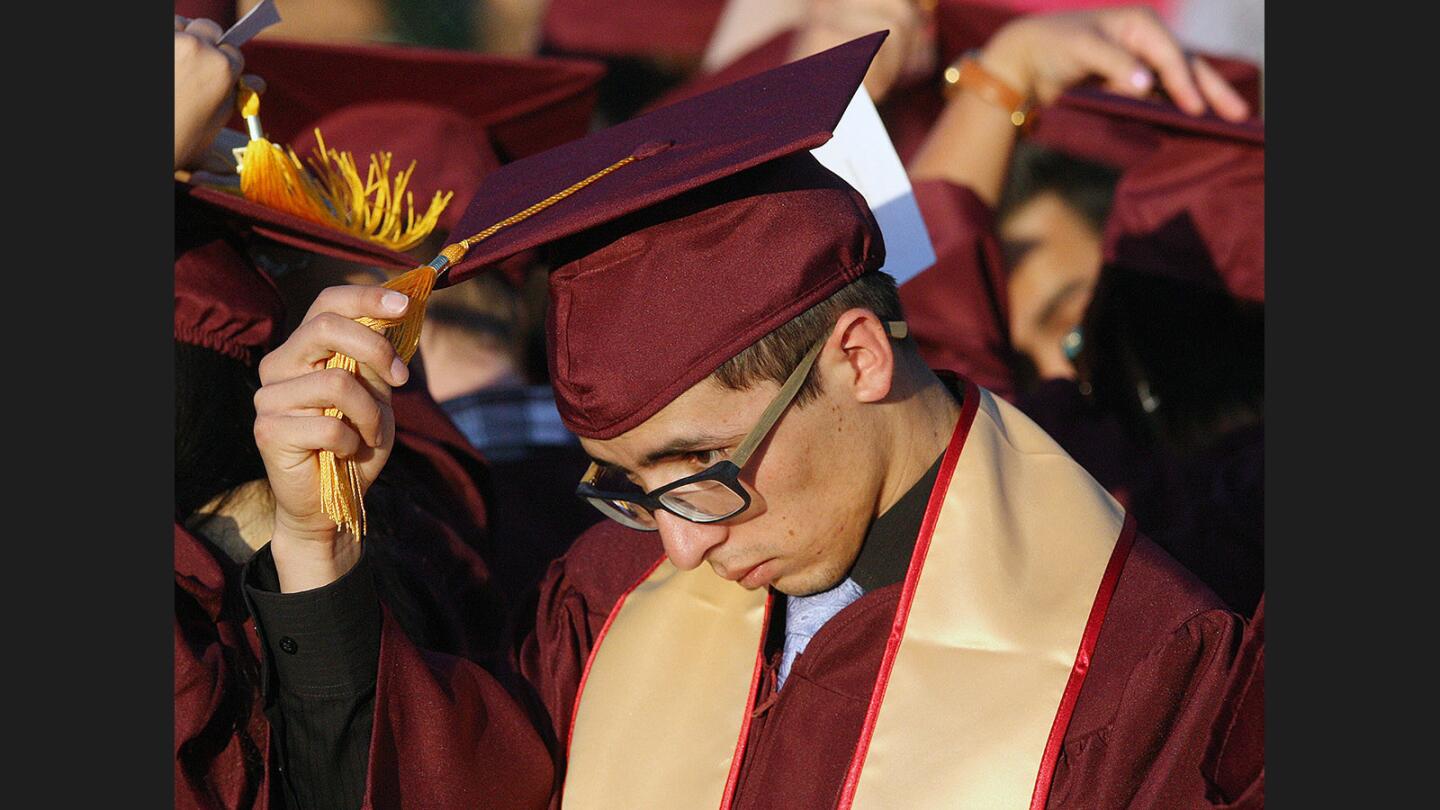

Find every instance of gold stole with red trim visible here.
[563,386,1130,809]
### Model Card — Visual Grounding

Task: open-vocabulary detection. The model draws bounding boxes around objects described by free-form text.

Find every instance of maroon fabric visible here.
[1202,595,1264,808]
[441,32,887,285]
[643,31,798,114]
[175,186,284,365]
[1103,135,1264,303]
[902,179,1018,399]
[174,524,271,810]
[237,38,605,164]
[542,0,728,61]
[290,101,503,234]
[548,154,883,439]
[1031,86,1263,161]
[519,519,1245,808]
[364,611,555,809]
[174,0,235,28]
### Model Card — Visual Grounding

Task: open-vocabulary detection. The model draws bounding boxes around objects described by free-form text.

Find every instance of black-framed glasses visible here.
[575,320,909,531]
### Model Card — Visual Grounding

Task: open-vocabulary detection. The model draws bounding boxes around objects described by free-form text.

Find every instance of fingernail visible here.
[382,291,409,315]
[391,356,409,385]
[1131,69,1152,91]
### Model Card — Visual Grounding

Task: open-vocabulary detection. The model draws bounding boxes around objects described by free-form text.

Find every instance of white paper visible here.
[810,88,936,286]
[219,0,282,47]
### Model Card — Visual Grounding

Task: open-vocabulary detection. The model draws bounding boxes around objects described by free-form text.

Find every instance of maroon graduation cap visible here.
[181,38,604,270]
[1025,86,1265,303]
[436,32,888,439]
[542,0,729,62]
[1102,128,1264,303]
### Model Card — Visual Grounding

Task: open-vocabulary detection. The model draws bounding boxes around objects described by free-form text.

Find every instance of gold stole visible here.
[563,384,1133,809]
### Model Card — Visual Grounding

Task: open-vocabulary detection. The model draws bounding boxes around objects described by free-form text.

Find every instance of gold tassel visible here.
[319,263,440,539]
[232,86,450,253]
[317,152,651,538]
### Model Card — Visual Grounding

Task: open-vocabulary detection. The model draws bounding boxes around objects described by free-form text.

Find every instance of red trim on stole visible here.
[564,554,668,761]
[720,592,774,810]
[1027,515,1138,810]
[836,381,982,808]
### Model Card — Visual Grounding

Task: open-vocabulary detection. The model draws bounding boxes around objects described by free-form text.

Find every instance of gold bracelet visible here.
[942,50,1030,127]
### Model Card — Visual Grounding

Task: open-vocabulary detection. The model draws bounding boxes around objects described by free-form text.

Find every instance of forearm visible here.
[271,527,363,593]
[907,44,1030,207]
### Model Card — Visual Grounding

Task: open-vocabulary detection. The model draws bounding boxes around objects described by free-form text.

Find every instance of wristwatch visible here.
[941,49,1031,127]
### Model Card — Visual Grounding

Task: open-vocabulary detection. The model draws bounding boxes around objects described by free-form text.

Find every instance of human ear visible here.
[825,308,895,404]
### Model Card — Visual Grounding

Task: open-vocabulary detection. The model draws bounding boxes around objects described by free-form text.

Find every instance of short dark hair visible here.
[711,270,906,405]
[996,141,1122,235]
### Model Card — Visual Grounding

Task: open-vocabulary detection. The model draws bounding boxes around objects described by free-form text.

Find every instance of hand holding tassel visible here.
[252,285,410,589]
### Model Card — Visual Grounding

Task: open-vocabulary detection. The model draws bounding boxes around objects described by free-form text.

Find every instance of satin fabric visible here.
[560,383,1130,808]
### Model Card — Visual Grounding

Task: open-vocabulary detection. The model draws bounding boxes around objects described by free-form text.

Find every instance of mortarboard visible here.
[1026,88,1265,302]
[181,38,604,270]
[1101,130,1263,303]
[429,32,889,440]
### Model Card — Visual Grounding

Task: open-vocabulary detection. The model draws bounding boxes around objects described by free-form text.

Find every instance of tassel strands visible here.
[319,264,439,539]
[233,86,451,253]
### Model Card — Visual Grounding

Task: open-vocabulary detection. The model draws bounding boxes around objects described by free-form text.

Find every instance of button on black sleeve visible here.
[243,544,381,810]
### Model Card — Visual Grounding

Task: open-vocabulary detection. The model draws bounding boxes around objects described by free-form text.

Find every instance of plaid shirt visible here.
[440,385,580,463]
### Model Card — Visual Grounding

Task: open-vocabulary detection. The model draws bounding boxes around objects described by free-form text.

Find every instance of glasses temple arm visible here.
[729,320,907,467]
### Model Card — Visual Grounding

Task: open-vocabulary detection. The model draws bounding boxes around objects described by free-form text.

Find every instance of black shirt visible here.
[243,545,380,810]
[847,451,943,592]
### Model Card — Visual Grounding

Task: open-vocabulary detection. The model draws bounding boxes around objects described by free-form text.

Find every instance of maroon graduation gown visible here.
[175,524,271,810]
[519,518,1246,808]
[175,523,555,809]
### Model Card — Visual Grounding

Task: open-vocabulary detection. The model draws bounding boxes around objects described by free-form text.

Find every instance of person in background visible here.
[993,141,1121,383]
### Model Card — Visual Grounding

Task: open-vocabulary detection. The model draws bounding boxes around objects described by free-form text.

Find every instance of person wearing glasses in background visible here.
[244,35,1256,810]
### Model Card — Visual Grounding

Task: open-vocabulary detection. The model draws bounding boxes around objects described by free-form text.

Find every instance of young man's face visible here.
[999,192,1105,381]
[579,369,883,597]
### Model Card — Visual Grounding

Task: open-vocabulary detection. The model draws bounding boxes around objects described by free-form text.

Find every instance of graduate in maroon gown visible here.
[242,34,1253,807]
[175,178,558,807]
[891,6,1265,615]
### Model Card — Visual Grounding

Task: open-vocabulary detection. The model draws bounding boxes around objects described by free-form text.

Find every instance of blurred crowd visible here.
[175,2,1264,808]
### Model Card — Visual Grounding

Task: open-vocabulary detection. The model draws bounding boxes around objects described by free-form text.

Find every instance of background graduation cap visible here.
[541,0,729,63]
[181,37,604,271]
[1026,85,1265,301]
